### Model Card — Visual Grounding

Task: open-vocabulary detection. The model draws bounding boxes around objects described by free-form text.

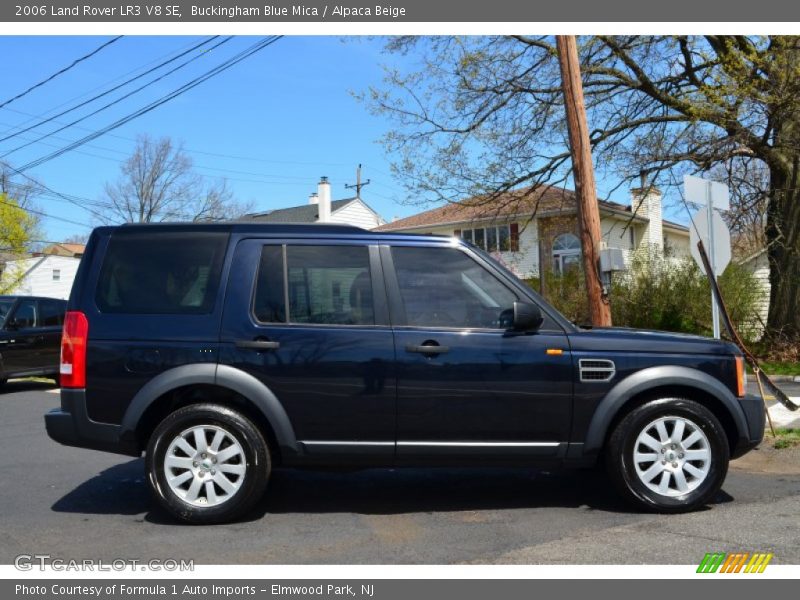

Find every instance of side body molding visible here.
[119,363,298,456]
[582,365,749,455]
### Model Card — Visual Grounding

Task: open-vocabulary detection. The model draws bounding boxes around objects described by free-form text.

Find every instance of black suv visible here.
[0,295,66,386]
[45,224,764,523]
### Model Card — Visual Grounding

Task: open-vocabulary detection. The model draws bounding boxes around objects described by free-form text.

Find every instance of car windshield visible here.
[0,299,15,326]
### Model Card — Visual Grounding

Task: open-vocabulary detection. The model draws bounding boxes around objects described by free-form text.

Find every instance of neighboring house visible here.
[374,185,690,279]
[242,177,386,229]
[740,249,770,337]
[34,243,85,259]
[1,254,81,299]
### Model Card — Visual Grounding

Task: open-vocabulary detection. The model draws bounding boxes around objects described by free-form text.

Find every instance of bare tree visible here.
[711,158,768,258]
[102,135,251,224]
[0,161,43,210]
[368,36,800,341]
[63,233,90,245]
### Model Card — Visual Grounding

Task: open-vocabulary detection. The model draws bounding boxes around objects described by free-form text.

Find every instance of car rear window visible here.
[96,232,228,314]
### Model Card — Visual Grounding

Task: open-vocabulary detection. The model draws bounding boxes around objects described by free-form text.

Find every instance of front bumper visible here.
[731,393,766,459]
[44,389,139,456]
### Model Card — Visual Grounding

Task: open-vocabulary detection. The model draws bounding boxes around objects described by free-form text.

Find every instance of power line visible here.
[17,36,283,173]
[0,37,123,111]
[0,37,212,139]
[0,36,223,149]
[2,37,233,158]
[1,105,353,169]
[2,125,359,190]
[1,160,109,222]
[0,196,91,229]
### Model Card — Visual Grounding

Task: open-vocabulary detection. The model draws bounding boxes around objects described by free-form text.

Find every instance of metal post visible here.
[707,182,721,339]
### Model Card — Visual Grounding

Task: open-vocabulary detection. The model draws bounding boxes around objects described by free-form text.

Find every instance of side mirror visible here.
[512,301,544,331]
[4,318,19,331]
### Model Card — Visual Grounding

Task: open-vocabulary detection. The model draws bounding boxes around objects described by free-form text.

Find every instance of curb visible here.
[764,375,800,383]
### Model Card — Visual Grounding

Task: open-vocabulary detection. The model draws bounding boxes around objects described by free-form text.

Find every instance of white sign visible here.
[684,175,732,339]
[690,210,732,277]
[684,174,730,212]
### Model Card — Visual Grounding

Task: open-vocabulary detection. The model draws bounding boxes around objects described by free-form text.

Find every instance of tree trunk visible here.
[765,161,800,340]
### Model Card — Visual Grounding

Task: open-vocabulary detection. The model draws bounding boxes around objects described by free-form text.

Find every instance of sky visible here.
[0,35,682,243]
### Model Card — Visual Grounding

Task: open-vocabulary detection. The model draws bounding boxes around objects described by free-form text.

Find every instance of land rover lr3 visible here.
[45,223,764,523]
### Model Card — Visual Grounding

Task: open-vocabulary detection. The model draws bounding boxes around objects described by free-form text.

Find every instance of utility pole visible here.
[345,164,371,199]
[556,35,612,327]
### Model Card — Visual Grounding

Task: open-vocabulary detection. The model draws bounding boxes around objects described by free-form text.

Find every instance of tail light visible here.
[735,355,746,398]
[60,311,88,389]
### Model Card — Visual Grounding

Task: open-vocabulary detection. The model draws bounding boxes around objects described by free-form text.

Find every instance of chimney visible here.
[630,184,663,252]
[309,192,319,205]
[317,176,331,223]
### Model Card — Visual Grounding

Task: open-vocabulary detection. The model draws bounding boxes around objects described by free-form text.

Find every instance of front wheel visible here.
[605,398,730,512]
[145,403,270,524]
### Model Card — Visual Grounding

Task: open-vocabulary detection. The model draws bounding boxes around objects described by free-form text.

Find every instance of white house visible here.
[740,249,770,336]
[242,177,386,229]
[1,254,81,299]
[374,185,690,278]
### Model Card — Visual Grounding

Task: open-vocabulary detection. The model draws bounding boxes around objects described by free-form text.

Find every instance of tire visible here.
[145,403,270,524]
[605,398,730,513]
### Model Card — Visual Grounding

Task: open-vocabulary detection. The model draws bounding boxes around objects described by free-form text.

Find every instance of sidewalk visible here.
[766,400,800,430]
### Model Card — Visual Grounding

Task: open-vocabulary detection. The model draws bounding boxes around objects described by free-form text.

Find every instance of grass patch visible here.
[747,361,800,376]
[768,428,800,449]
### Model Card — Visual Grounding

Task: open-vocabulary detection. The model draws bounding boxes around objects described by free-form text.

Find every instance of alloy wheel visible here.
[632,416,711,497]
[163,425,246,507]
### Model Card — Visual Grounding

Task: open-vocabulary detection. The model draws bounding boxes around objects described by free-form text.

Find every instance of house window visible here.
[552,233,581,274]
[52,269,60,281]
[458,224,518,253]
[486,227,498,252]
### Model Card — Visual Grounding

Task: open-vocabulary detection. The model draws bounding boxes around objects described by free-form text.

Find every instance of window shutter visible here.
[454,229,462,238]
[510,223,520,252]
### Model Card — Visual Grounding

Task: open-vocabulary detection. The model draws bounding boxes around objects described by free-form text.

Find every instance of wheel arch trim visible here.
[583,365,749,455]
[119,363,298,454]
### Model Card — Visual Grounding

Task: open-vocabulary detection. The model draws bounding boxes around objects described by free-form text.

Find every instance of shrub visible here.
[526,253,762,343]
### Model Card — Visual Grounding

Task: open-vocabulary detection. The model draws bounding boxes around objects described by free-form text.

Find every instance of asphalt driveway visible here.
[0,380,798,565]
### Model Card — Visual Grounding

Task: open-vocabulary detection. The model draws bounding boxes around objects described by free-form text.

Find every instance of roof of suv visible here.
[0,295,67,302]
[106,222,455,243]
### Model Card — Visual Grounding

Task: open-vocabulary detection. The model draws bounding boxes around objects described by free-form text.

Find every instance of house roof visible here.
[40,243,85,257]
[242,198,356,224]
[374,185,688,234]
[739,248,767,265]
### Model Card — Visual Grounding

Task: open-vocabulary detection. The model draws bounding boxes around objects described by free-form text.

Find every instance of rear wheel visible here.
[605,398,729,512]
[145,403,270,524]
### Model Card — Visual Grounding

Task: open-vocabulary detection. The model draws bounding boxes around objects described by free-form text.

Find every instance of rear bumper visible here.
[44,389,139,456]
[731,393,766,459]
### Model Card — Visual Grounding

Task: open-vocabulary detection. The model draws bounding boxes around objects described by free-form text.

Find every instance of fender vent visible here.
[579,359,616,382]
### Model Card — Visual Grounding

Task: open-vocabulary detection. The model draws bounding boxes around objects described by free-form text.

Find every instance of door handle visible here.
[406,343,449,355]
[235,339,280,351]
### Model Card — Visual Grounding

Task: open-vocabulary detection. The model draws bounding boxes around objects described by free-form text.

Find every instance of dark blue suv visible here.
[45,223,765,523]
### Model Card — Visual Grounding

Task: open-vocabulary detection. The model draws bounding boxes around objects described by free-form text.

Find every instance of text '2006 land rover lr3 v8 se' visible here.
[45,223,764,523]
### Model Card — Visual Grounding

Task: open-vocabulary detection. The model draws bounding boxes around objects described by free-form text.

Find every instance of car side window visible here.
[11,299,37,329]
[253,246,286,323]
[391,246,518,329]
[40,300,65,327]
[96,232,228,315]
[253,245,375,326]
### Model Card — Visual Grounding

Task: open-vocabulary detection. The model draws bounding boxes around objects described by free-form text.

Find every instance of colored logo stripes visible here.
[697,552,773,573]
